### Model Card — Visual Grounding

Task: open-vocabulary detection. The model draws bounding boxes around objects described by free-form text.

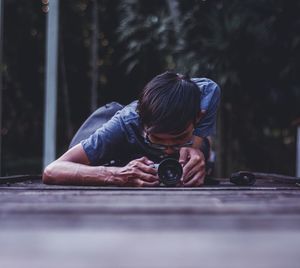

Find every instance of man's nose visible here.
[164,146,176,155]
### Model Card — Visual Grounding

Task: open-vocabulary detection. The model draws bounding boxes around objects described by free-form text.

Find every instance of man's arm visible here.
[179,78,220,186]
[42,144,159,187]
[43,144,113,186]
[192,135,212,160]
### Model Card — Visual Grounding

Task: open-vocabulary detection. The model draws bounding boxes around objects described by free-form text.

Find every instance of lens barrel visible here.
[157,158,183,186]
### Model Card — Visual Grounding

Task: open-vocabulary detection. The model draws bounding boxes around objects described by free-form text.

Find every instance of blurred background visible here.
[0,0,299,177]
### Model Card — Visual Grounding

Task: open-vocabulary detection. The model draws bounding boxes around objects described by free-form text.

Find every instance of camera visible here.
[153,158,183,186]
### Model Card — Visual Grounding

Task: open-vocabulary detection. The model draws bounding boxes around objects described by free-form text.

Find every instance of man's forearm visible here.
[192,135,211,162]
[43,160,117,186]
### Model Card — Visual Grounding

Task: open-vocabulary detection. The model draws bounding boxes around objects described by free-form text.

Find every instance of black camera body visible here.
[153,158,183,186]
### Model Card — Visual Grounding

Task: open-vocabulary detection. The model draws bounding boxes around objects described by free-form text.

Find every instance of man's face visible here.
[144,123,194,156]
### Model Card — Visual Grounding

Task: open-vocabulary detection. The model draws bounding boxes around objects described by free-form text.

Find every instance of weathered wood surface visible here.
[1,180,300,268]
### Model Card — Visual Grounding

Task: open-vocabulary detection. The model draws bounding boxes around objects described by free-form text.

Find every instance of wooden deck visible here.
[1,180,300,268]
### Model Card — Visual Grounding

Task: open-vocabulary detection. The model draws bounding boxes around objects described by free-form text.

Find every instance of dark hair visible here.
[137,71,201,134]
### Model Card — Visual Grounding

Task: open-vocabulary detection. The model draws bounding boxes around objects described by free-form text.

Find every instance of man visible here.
[43,71,220,187]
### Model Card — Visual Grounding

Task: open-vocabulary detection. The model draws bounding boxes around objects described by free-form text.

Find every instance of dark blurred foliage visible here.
[1,0,300,176]
[2,0,45,174]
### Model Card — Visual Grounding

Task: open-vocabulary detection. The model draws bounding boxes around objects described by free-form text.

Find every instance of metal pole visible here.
[43,0,59,168]
[0,0,3,175]
[297,126,300,177]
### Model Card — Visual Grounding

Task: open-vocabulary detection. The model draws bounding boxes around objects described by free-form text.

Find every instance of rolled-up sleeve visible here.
[192,78,221,137]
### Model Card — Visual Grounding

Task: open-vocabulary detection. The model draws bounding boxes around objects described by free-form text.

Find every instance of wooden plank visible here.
[1,186,300,230]
[1,185,300,191]
[1,181,300,267]
[0,230,300,268]
[2,199,300,215]
[1,178,300,190]
[2,212,300,231]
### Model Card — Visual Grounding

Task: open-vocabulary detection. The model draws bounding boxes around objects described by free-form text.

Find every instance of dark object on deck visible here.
[156,158,183,186]
[254,172,300,184]
[230,171,300,186]
[230,171,256,186]
[0,175,42,185]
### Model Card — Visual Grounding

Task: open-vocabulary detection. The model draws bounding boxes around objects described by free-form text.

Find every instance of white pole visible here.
[43,0,59,168]
[0,0,3,175]
[297,126,300,177]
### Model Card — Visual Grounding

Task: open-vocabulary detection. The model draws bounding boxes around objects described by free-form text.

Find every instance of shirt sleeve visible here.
[81,111,127,165]
[192,78,221,137]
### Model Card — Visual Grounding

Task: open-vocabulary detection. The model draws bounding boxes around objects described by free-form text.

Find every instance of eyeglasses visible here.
[144,133,193,151]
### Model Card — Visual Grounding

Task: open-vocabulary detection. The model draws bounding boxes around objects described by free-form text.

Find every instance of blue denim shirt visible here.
[82,78,221,165]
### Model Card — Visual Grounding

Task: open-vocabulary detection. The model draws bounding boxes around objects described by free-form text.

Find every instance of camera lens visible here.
[157,158,183,186]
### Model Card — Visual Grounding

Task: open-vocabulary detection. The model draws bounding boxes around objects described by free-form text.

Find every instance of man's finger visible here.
[137,156,154,165]
[135,161,157,176]
[141,173,159,182]
[140,180,160,187]
[179,148,189,166]
[184,173,204,187]
[183,160,205,183]
[130,178,159,187]
[182,155,201,181]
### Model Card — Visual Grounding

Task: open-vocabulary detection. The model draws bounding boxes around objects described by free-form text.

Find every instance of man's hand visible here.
[111,157,159,187]
[179,147,206,187]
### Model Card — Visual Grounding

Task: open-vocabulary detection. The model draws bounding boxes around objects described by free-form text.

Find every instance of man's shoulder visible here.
[191,77,220,94]
[192,77,221,111]
[117,100,142,136]
[119,100,139,123]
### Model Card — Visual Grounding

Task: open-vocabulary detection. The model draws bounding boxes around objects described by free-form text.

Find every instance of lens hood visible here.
[157,158,183,186]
